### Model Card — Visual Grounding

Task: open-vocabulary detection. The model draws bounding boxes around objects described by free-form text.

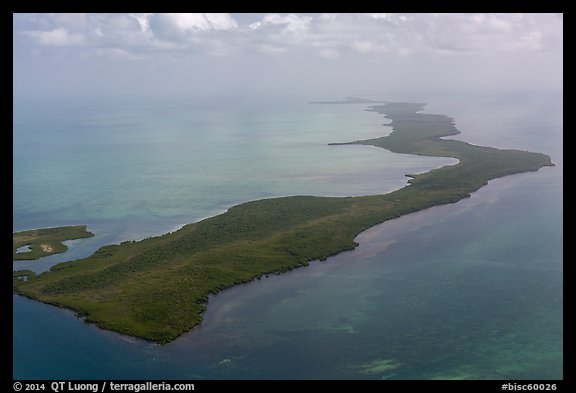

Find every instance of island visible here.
[309,96,384,104]
[13,225,94,260]
[13,102,554,344]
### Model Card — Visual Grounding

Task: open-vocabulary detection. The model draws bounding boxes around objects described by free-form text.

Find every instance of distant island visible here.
[309,96,384,104]
[13,101,553,344]
[13,225,94,260]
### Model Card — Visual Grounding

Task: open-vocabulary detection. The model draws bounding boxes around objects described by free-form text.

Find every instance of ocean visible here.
[12,92,562,379]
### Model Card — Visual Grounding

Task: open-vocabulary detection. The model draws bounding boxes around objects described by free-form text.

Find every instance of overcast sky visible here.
[13,13,563,101]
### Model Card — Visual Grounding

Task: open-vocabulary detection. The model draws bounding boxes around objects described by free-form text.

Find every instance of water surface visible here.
[13,93,562,379]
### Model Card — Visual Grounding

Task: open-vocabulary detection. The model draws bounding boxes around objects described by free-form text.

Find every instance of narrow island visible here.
[13,102,554,344]
[13,225,94,260]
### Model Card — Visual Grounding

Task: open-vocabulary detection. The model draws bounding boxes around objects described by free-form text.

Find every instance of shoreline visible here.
[13,101,554,344]
[13,165,560,354]
[12,225,94,261]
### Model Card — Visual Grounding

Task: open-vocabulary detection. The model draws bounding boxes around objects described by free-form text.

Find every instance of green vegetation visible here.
[13,102,553,343]
[13,270,36,285]
[13,225,94,260]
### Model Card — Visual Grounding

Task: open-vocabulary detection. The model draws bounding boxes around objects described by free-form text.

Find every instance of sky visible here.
[13,13,563,101]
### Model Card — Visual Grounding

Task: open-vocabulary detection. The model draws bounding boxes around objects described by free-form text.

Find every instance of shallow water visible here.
[13,98,454,272]
[15,245,32,253]
[13,93,562,379]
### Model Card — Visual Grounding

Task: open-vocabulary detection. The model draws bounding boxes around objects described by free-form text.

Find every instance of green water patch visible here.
[13,102,553,344]
[353,358,401,376]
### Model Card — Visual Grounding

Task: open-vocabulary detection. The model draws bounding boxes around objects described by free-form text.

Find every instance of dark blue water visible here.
[13,93,562,379]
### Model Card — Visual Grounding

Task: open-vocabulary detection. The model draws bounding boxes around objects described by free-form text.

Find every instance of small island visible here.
[13,225,94,260]
[309,96,384,104]
[13,102,553,344]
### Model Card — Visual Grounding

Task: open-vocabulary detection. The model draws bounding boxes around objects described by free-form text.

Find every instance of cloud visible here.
[25,27,85,46]
[318,48,340,59]
[249,13,312,34]
[149,13,237,41]
[12,13,563,102]
[14,13,562,60]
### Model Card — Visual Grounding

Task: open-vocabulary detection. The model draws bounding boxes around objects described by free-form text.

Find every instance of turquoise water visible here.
[13,98,454,273]
[13,94,562,379]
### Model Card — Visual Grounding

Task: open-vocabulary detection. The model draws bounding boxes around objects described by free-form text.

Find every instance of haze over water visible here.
[13,12,562,380]
[13,92,562,379]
